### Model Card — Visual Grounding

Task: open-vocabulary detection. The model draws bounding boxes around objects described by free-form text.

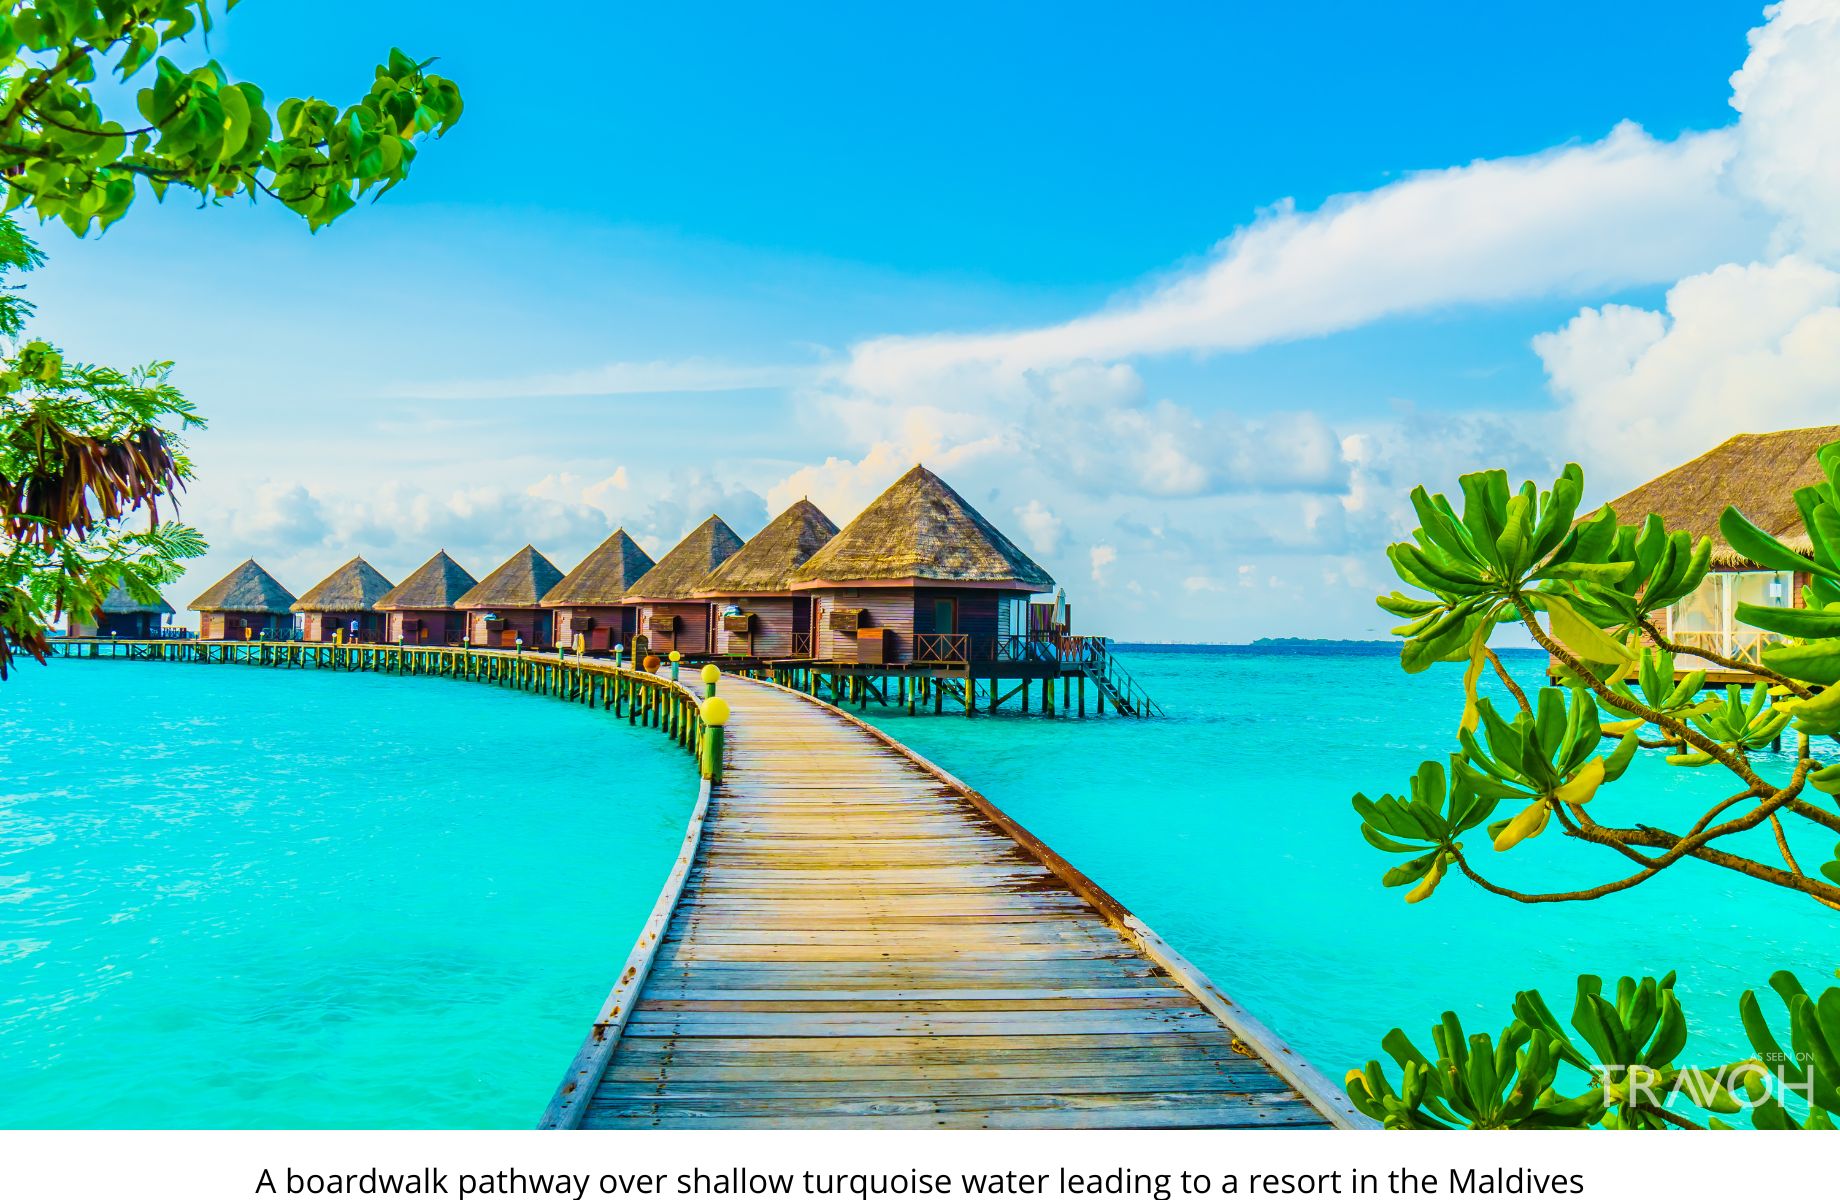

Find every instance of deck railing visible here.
[1667,629,1782,668]
[790,632,813,659]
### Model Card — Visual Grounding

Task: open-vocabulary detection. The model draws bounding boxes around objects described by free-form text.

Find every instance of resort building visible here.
[188,559,298,641]
[455,545,566,649]
[1606,424,1835,678]
[624,515,744,657]
[290,556,394,643]
[789,465,1054,666]
[696,499,839,660]
[542,528,655,654]
[66,583,175,638]
[374,550,479,645]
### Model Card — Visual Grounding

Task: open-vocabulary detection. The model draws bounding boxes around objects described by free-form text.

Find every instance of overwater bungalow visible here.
[291,556,394,643]
[1605,424,1833,679]
[624,516,744,657]
[542,528,655,654]
[66,583,175,638]
[696,499,838,660]
[789,465,1053,666]
[188,559,298,641]
[455,545,566,649]
[374,550,479,645]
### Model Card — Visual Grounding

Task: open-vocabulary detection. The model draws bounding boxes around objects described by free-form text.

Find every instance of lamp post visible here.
[701,662,720,699]
[668,649,682,683]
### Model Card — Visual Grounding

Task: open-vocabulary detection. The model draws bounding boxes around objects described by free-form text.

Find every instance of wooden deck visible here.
[543,675,1359,1129]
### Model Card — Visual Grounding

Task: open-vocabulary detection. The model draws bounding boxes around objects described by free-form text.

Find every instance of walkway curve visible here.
[44,640,1360,1129]
[544,672,1363,1129]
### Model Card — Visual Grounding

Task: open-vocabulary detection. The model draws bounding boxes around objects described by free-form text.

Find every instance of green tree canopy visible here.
[0,2,462,675]
[1,1,461,232]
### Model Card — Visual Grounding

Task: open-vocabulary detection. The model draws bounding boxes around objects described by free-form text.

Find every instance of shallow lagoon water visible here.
[0,661,690,1128]
[856,645,1838,1083]
[5,646,1836,1127]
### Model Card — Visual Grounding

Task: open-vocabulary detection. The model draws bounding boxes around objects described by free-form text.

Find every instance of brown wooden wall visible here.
[811,588,917,662]
[69,612,163,638]
[554,605,638,652]
[198,612,293,641]
[385,610,465,645]
[638,602,715,656]
[712,596,811,659]
[299,611,387,643]
[465,608,554,649]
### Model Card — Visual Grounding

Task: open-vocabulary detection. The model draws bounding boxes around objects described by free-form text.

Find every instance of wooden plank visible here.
[551,672,1353,1131]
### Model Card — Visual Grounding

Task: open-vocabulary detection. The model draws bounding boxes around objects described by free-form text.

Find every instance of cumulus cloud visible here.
[1728,0,1840,261]
[1013,499,1065,557]
[1531,1,1840,495]
[1089,544,1117,585]
[839,123,1756,396]
[1537,257,1840,492]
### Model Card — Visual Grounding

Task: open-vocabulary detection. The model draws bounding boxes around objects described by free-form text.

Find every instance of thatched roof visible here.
[697,499,838,596]
[791,465,1054,590]
[1607,425,1840,568]
[375,550,478,611]
[455,545,566,610]
[189,559,297,613]
[291,557,395,613]
[625,516,744,601]
[97,582,174,615]
[543,528,655,607]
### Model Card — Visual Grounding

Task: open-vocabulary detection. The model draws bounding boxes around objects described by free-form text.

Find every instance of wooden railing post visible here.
[700,695,728,785]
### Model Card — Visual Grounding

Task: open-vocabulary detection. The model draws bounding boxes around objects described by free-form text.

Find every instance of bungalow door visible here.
[931,597,958,662]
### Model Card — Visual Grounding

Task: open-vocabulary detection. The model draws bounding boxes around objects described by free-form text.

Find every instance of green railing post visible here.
[668,650,681,684]
[700,695,729,785]
[701,662,720,699]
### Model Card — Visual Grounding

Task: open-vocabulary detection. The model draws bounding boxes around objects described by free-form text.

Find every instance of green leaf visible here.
[1761,640,1840,687]
[1734,601,1840,639]
[1720,507,1840,580]
[1542,593,1632,666]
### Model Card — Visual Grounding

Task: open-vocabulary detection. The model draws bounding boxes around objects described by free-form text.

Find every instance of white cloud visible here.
[1183,575,1225,594]
[1014,499,1065,556]
[1089,544,1117,585]
[1728,0,1840,261]
[1536,257,1840,492]
[839,123,1757,395]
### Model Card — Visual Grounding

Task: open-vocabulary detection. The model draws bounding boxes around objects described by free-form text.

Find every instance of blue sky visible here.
[24,1,1840,638]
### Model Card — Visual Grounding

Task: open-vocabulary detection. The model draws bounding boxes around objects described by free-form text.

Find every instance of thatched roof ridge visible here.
[189,559,297,613]
[292,557,395,613]
[625,515,744,602]
[1607,425,1840,569]
[791,465,1054,589]
[455,545,566,609]
[97,582,174,615]
[543,528,656,607]
[697,499,839,596]
[375,550,478,611]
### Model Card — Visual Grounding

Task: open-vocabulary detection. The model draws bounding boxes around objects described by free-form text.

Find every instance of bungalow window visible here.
[1664,571,1793,666]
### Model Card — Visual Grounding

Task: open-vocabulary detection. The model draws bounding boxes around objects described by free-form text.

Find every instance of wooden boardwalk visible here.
[544,676,1360,1129]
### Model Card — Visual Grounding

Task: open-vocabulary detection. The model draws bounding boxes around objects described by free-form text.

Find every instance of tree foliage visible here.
[1359,450,1840,910]
[0,3,462,675]
[0,215,201,675]
[1349,970,1839,1131]
[1,1,461,232]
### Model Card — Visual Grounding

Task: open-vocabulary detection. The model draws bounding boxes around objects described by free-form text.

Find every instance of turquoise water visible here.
[5,648,1836,1128]
[854,646,1839,1081]
[0,661,692,1129]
